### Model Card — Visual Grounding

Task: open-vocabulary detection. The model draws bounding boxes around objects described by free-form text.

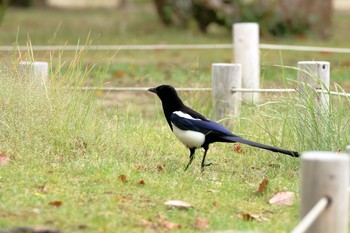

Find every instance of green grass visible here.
[0,3,350,232]
[1,49,349,232]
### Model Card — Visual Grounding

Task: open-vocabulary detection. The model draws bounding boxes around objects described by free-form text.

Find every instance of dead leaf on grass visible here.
[257,177,269,194]
[269,191,295,206]
[233,143,242,153]
[49,201,62,207]
[118,174,127,183]
[138,180,145,185]
[157,164,164,172]
[194,217,209,230]
[242,213,270,222]
[164,200,193,209]
[0,152,10,166]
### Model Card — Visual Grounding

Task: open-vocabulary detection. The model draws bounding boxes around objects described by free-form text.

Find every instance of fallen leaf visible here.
[118,174,127,183]
[242,213,270,222]
[233,143,242,153]
[161,220,182,230]
[194,217,209,230]
[157,164,163,172]
[257,178,269,194]
[138,180,145,185]
[269,191,295,206]
[49,201,62,207]
[0,152,10,166]
[164,200,193,209]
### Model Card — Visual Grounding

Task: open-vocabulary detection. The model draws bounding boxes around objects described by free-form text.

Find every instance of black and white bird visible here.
[148,85,299,171]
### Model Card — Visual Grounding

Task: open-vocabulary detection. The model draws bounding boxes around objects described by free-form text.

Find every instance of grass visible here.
[0,2,350,232]
[1,49,349,232]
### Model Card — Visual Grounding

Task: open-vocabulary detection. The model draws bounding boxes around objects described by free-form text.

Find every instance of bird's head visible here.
[148,85,178,100]
[148,84,184,111]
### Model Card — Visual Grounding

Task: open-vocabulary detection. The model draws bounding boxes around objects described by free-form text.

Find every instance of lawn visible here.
[0,2,350,233]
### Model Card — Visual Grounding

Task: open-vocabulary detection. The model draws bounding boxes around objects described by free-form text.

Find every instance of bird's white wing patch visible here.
[173,111,200,120]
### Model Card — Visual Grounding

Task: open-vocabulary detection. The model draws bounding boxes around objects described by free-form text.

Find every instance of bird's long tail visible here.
[222,135,299,157]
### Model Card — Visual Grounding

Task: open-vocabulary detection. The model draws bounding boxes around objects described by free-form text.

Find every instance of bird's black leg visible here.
[201,145,213,171]
[184,148,196,171]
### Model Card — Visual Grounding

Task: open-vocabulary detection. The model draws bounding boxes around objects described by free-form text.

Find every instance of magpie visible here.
[148,84,299,171]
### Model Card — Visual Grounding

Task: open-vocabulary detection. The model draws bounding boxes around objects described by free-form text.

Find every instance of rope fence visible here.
[291,197,330,233]
[80,86,350,97]
[1,43,350,53]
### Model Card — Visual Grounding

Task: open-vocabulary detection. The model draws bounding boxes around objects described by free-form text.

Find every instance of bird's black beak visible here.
[148,87,157,94]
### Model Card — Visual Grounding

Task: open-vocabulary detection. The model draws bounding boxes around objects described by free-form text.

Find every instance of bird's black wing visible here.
[170,111,233,135]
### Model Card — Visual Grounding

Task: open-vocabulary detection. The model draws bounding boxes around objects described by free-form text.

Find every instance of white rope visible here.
[291,197,330,233]
[1,43,350,53]
[260,44,350,53]
[328,91,350,97]
[0,44,232,51]
[81,87,350,97]
[231,88,296,93]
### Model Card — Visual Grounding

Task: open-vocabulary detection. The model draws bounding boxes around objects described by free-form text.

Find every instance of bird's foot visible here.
[203,163,213,167]
[201,162,214,172]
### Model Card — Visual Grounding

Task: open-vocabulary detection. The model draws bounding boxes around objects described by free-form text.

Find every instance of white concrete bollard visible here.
[233,23,260,103]
[18,61,49,86]
[297,61,330,110]
[299,151,349,233]
[212,63,241,120]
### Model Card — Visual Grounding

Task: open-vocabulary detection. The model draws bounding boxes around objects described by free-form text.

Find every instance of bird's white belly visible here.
[171,123,205,148]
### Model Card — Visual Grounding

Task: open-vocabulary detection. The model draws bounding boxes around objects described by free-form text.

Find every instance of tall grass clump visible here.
[293,76,350,152]
[0,48,118,165]
[254,68,350,154]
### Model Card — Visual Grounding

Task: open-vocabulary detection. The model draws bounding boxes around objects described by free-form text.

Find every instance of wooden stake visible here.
[233,23,260,102]
[297,61,330,110]
[300,151,349,233]
[211,63,241,120]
